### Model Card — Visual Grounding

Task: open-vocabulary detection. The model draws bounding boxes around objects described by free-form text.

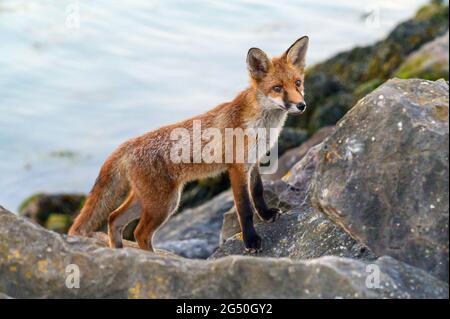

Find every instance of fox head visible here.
[246,36,309,114]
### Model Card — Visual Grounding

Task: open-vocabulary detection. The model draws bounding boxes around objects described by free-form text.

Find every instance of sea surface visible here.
[0,0,427,211]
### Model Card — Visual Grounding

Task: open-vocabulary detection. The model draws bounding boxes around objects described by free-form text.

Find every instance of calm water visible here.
[0,0,427,211]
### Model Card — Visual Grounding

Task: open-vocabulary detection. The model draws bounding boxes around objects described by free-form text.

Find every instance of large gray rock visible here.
[212,145,375,261]
[265,126,335,181]
[396,30,449,80]
[311,78,449,282]
[0,206,447,298]
[153,191,234,259]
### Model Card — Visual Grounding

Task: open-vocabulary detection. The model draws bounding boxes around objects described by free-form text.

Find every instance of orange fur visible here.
[68,36,309,251]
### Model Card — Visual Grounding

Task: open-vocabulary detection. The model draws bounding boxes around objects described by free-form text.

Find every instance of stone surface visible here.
[179,173,230,210]
[153,191,234,259]
[0,206,447,299]
[311,78,449,282]
[266,126,335,181]
[212,145,375,261]
[0,292,13,299]
[277,127,309,155]
[396,30,449,80]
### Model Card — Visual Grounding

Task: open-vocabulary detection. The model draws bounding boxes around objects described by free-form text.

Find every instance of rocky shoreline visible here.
[1,2,449,299]
[1,77,448,298]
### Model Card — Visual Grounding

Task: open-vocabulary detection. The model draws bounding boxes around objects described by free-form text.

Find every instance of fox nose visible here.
[297,102,307,112]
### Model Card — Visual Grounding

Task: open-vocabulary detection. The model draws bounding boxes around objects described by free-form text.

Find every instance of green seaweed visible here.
[432,104,449,121]
[354,79,384,98]
[49,150,79,159]
[45,214,72,233]
[18,193,43,213]
[415,0,448,21]
[395,53,449,81]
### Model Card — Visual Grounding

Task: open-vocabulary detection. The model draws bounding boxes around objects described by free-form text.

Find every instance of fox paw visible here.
[244,233,262,253]
[259,207,282,223]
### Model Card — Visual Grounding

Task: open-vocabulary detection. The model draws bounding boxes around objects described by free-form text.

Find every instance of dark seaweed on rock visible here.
[288,1,449,134]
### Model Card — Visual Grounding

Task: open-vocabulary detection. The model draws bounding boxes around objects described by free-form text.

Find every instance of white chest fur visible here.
[247,109,287,138]
[246,93,288,144]
[244,96,288,162]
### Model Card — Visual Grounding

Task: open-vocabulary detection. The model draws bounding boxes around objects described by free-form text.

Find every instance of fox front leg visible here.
[228,165,262,253]
[250,165,281,223]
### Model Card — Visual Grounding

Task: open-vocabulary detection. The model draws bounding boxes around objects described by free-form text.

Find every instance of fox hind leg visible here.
[108,190,139,248]
[133,183,181,252]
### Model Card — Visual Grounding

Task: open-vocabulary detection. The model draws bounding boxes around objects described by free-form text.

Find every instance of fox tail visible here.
[68,156,129,236]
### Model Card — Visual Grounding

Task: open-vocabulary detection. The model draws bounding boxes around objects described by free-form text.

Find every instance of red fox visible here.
[69,36,309,252]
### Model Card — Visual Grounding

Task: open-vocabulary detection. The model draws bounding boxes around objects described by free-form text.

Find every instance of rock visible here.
[0,206,447,298]
[311,78,449,282]
[396,30,449,80]
[213,204,374,261]
[179,173,230,210]
[19,193,85,234]
[277,127,309,155]
[287,1,449,134]
[91,232,184,258]
[153,191,235,259]
[0,292,13,299]
[218,179,295,245]
[218,209,240,245]
[212,145,375,261]
[266,126,335,181]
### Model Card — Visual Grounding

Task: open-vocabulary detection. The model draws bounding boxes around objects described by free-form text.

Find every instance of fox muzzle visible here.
[286,101,307,114]
[296,102,306,112]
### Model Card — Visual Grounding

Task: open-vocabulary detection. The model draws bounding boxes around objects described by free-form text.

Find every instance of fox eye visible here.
[295,80,301,87]
[272,85,283,93]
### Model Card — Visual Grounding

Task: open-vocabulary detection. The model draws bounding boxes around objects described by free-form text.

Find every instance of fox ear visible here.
[285,36,309,69]
[247,48,272,80]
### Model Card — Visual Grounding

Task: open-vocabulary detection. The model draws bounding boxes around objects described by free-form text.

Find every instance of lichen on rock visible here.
[396,31,449,80]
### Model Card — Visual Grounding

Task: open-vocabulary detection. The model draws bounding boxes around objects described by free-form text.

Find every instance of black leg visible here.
[250,165,281,223]
[229,166,262,252]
